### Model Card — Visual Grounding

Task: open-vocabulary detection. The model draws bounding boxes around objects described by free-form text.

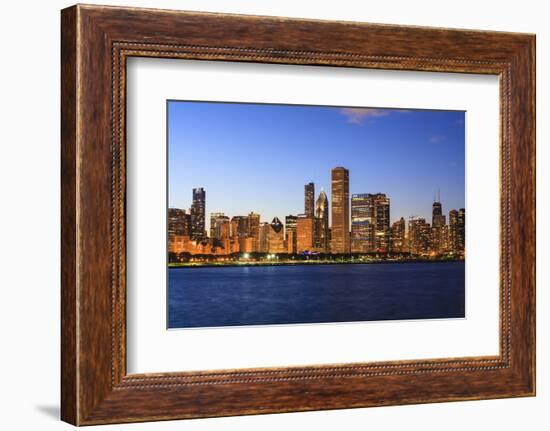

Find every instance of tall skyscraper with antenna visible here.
[431,190,447,253]
[432,190,445,228]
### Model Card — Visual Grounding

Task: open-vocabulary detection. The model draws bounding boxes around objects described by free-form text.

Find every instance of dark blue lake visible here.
[168,262,465,329]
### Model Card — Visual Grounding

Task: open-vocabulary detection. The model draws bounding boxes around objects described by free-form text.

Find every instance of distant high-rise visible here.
[258,222,270,253]
[373,193,391,251]
[304,182,315,217]
[267,217,286,253]
[449,209,459,252]
[247,212,260,238]
[247,212,261,251]
[190,188,206,240]
[314,190,330,252]
[447,208,465,254]
[285,215,298,254]
[230,215,248,239]
[408,217,431,255]
[351,194,373,253]
[210,212,230,247]
[296,214,314,252]
[351,193,390,252]
[217,218,231,242]
[209,212,225,239]
[432,200,444,227]
[457,208,466,252]
[331,167,350,253]
[168,208,191,237]
[431,197,446,253]
[391,217,406,252]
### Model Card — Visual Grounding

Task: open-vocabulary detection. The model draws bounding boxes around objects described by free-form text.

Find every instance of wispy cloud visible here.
[429,134,446,144]
[339,108,392,125]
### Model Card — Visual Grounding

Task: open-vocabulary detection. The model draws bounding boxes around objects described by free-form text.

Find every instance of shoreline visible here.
[168,259,464,269]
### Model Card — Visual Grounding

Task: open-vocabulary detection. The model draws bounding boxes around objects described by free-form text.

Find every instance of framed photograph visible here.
[61,4,536,425]
[165,101,467,330]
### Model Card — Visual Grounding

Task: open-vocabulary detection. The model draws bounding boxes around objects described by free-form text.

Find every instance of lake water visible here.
[168,262,465,329]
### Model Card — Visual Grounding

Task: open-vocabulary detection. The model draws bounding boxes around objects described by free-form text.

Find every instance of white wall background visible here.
[0,0,546,429]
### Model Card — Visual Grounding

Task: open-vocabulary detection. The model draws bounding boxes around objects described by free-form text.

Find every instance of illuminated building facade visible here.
[372,193,391,252]
[351,194,372,253]
[457,208,465,252]
[190,187,206,240]
[230,216,248,239]
[351,193,390,252]
[331,167,350,253]
[168,208,191,237]
[314,190,329,252]
[239,236,255,253]
[390,217,406,252]
[259,222,270,253]
[247,211,260,252]
[209,212,225,239]
[296,214,314,252]
[448,208,466,254]
[408,217,431,255]
[267,217,286,253]
[449,209,458,252]
[305,182,315,217]
[285,215,297,254]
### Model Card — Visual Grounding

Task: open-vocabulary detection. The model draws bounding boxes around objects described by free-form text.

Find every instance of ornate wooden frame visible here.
[61,4,536,425]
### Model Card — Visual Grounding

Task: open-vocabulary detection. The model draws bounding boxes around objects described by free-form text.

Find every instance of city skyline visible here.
[168,101,465,232]
[168,164,465,259]
[172,182,458,236]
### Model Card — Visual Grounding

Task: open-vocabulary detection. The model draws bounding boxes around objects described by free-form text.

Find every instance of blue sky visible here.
[168,101,465,231]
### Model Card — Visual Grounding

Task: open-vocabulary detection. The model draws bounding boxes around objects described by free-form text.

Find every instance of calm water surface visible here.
[168,262,465,329]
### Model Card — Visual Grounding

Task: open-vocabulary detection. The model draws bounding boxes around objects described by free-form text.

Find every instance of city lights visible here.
[168,167,465,266]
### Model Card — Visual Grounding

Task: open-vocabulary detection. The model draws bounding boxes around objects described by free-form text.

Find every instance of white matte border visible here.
[127,58,500,374]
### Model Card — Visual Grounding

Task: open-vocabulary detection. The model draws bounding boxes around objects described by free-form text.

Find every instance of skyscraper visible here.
[209,212,225,239]
[230,215,248,239]
[267,217,286,253]
[351,193,390,252]
[209,215,230,251]
[258,222,270,253]
[331,167,350,253]
[449,209,459,252]
[296,214,314,252]
[168,208,191,237]
[247,212,260,238]
[217,218,231,243]
[190,187,206,240]
[457,208,466,252]
[304,182,315,217]
[247,212,261,251]
[285,215,298,254]
[432,199,444,227]
[372,193,390,251]
[431,197,446,253]
[408,217,431,255]
[314,190,329,252]
[391,217,406,252]
[351,194,372,253]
